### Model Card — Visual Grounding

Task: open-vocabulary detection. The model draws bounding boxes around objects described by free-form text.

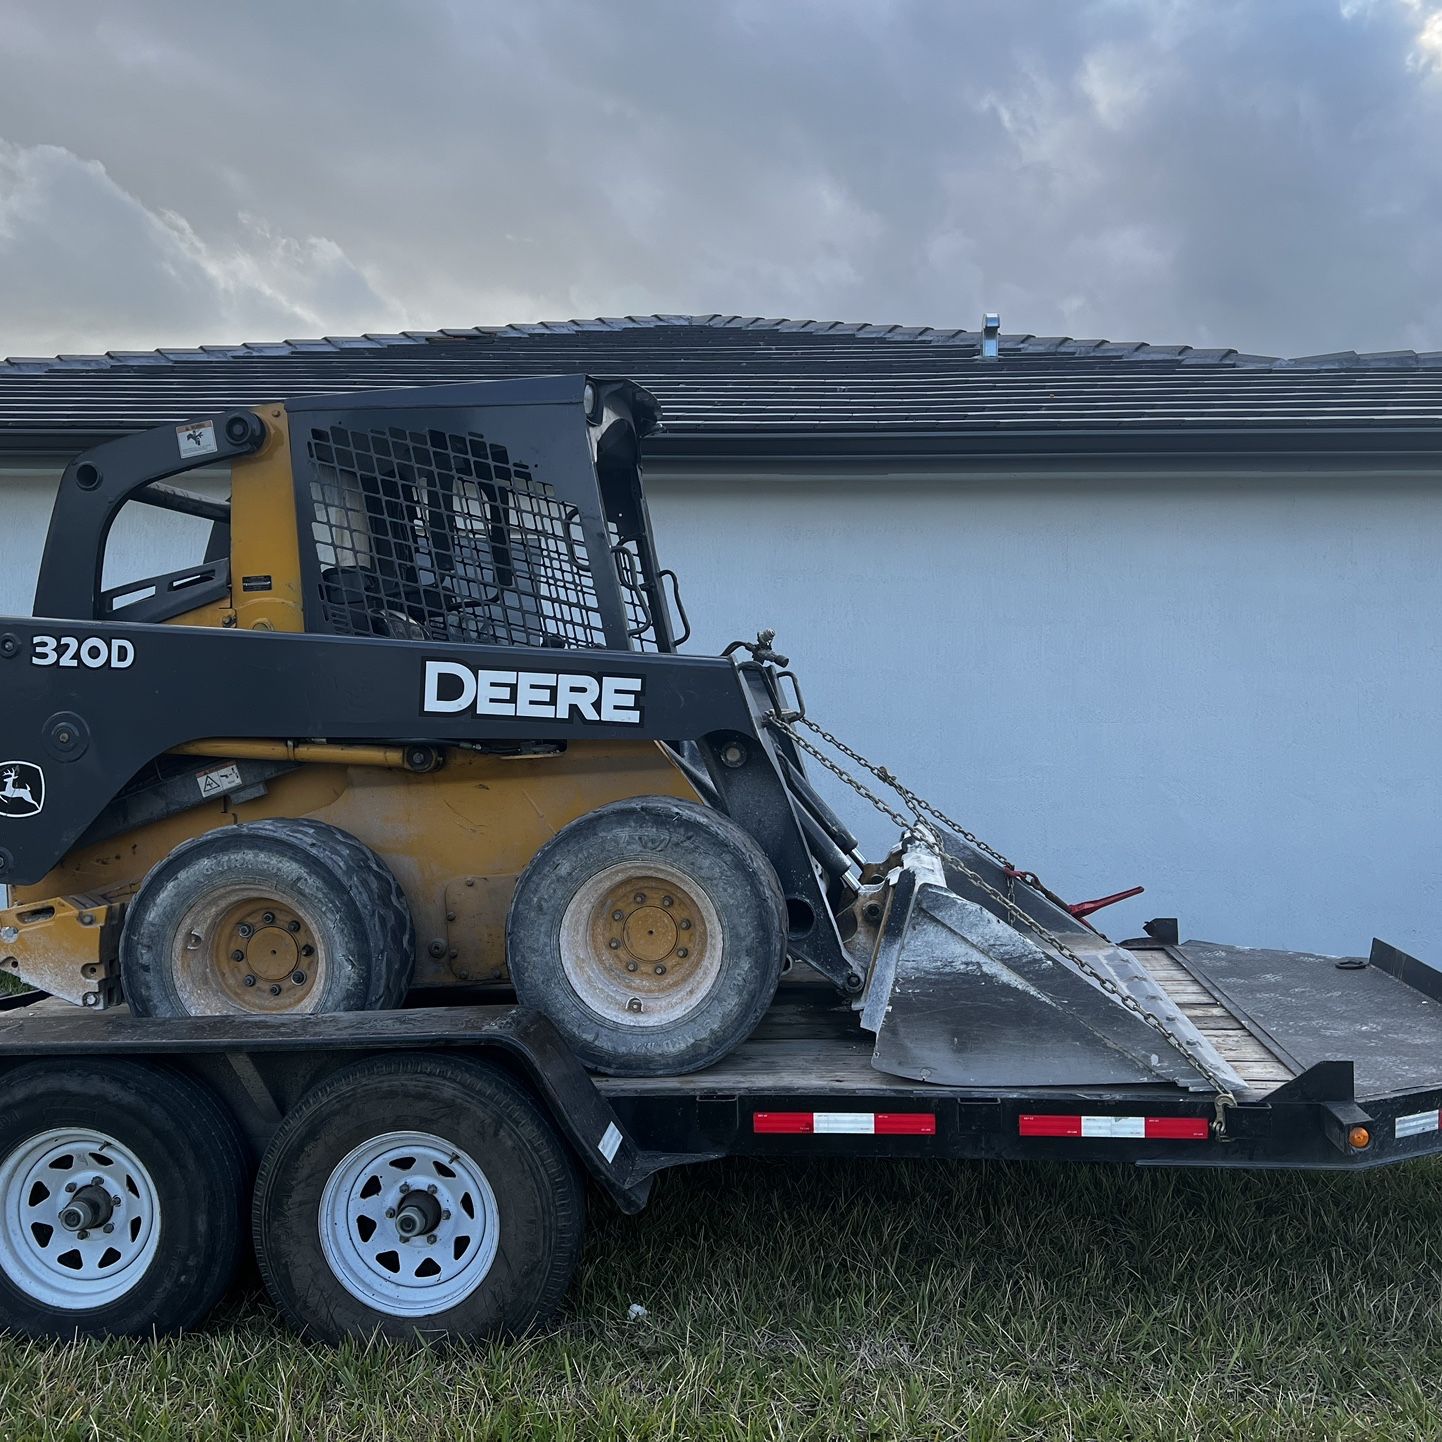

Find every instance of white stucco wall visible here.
[4,460,1437,959]
[643,466,1442,960]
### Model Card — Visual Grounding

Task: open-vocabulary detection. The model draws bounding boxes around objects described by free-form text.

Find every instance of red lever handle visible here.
[1066,886,1145,919]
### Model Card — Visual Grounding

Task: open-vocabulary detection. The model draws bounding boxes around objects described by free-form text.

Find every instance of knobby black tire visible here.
[120,817,415,1017]
[507,796,787,1076]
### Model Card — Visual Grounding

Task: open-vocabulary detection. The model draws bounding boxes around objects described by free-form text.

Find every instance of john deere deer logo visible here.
[0,762,44,818]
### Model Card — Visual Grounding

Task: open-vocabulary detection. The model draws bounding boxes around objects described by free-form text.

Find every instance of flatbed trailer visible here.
[4,928,1442,1341]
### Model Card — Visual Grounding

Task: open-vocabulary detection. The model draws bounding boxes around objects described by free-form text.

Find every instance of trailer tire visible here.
[507,796,786,1075]
[252,1052,583,1342]
[120,818,415,1018]
[0,1059,247,1338]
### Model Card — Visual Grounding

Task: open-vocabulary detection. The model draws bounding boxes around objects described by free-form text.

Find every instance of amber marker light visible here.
[1348,1125,1372,1151]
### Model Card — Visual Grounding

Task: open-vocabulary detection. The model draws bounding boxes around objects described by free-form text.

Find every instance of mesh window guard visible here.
[306,423,612,649]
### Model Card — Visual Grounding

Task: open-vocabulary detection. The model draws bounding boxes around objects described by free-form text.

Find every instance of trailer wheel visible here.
[0,1059,247,1338]
[253,1053,583,1342]
[120,818,415,1017]
[507,796,786,1075]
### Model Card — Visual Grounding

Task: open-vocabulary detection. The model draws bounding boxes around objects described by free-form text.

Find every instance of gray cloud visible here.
[0,0,1439,357]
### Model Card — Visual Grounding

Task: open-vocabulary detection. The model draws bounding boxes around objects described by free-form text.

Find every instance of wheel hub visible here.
[176,893,323,1013]
[58,1183,114,1234]
[590,876,708,992]
[622,905,678,962]
[392,1189,443,1240]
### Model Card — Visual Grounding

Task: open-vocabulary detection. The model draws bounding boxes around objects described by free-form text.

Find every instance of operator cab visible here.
[34,375,686,655]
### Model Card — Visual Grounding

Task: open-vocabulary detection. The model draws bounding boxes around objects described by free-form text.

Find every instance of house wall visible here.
[3,459,1438,959]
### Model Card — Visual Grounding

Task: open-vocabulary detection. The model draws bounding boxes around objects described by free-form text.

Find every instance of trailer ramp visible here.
[1128,943,1296,1096]
[1135,939,1442,1102]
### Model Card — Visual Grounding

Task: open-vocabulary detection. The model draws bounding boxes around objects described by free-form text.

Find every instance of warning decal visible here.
[176,420,219,459]
[196,763,243,799]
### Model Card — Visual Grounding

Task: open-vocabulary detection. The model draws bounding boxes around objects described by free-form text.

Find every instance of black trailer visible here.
[3,920,1442,1341]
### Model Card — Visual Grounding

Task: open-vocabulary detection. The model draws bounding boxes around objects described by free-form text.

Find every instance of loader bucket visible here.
[857,837,1245,1092]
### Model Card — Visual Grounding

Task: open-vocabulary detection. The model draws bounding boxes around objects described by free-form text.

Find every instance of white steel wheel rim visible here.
[559,860,725,1028]
[318,1130,500,1317]
[0,1128,160,1310]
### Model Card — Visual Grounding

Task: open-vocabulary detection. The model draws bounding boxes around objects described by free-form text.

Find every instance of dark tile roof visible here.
[3,314,1441,450]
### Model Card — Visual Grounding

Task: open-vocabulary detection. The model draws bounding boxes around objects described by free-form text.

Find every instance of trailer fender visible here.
[480,1007,658,1214]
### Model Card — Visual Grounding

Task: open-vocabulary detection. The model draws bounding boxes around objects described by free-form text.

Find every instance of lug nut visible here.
[679,919,692,931]
[399,1183,410,1194]
[244,974,257,987]
[627,998,642,1013]
[612,910,625,922]
[103,1223,114,1234]
[426,1234,437,1245]
[609,939,621,950]
[269,984,282,996]
[92,1177,104,1187]
[661,895,674,907]
[65,1182,77,1194]
[110,1195,121,1207]
[287,920,301,933]
[301,944,315,957]
[634,892,646,903]
[261,911,276,925]
[291,971,306,985]
[654,964,667,975]
[77,1229,89,1240]
[427,1184,437,1194]
[626,960,638,972]
[676,948,689,958]
[231,949,246,962]
[385,1207,396,1219]
[237,923,254,938]
[442,1209,451,1220]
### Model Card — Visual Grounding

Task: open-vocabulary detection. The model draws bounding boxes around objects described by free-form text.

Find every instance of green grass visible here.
[5,1155,1442,1441]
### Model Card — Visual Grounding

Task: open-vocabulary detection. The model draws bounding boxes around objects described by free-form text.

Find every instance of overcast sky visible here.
[0,0,1439,360]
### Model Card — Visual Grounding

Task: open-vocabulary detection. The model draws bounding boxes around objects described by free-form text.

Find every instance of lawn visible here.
[3,1153,1442,1441]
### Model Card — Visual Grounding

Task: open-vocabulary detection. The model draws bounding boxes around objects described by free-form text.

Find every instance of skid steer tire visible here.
[507,796,786,1076]
[120,818,415,1018]
[252,1053,584,1343]
[0,1059,247,1338]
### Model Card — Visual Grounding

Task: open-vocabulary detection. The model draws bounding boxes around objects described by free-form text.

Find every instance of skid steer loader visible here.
[0,375,1245,1094]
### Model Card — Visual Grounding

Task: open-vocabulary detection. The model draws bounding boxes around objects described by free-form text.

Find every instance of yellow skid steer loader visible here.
[0,376,1242,1093]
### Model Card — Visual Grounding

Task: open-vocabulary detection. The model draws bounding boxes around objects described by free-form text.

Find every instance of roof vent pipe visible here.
[980,313,1000,361]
